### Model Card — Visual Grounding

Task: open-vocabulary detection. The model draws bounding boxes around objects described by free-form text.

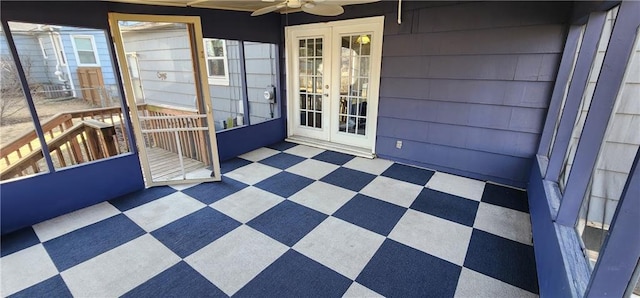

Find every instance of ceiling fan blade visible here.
[251,3,285,16]
[301,3,344,16]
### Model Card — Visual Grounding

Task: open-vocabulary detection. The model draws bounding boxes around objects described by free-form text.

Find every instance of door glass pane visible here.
[116,21,213,182]
[7,21,130,174]
[338,34,371,136]
[298,37,322,129]
[575,25,639,270]
[0,28,50,181]
[559,7,619,193]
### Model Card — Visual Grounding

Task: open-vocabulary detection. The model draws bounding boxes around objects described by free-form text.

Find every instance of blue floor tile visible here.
[410,188,479,227]
[43,214,145,271]
[1,227,40,257]
[152,208,241,258]
[9,275,72,298]
[259,153,306,170]
[266,141,299,152]
[220,158,253,174]
[381,163,435,185]
[333,194,406,236]
[109,186,176,212]
[182,177,248,205]
[122,261,226,297]
[234,250,352,297]
[320,167,376,192]
[312,151,355,165]
[247,200,327,247]
[254,172,314,198]
[357,239,461,297]
[464,229,539,294]
[481,184,529,213]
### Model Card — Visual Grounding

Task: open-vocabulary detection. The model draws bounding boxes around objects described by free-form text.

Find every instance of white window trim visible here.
[37,37,48,59]
[50,32,67,66]
[70,35,100,67]
[203,38,229,86]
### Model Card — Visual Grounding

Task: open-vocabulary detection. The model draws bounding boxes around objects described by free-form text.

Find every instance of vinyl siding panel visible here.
[375,2,569,187]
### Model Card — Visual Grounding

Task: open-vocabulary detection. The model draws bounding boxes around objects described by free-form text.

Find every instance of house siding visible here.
[379,2,568,187]
[286,1,571,187]
[1,33,51,86]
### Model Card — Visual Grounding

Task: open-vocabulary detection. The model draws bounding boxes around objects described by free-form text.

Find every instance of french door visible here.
[109,13,221,187]
[286,17,384,154]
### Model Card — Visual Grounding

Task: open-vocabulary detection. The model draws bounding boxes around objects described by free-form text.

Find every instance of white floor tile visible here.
[289,181,356,215]
[426,172,486,201]
[170,183,199,191]
[184,168,213,180]
[185,225,288,296]
[211,186,284,223]
[389,209,472,266]
[285,159,339,180]
[124,192,205,232]
[33,202,120,242]
[455,268,538,298]
[474,202,533,245]
[284,145,325,158]
[238,147,280,162]
[342,282,384,298]
[61,234,180,297]
[343,157,393,175]
[360,176,423,208]
[0,244,59,297]
[293,217,385,280]
[224,163,281,185]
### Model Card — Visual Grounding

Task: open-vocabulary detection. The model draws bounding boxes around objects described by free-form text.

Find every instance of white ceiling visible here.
[110,0,380,13]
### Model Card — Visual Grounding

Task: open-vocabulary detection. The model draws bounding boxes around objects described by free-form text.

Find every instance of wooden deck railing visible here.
[0,103,210,180]
[137,104,210,166]
[1,120,118,179]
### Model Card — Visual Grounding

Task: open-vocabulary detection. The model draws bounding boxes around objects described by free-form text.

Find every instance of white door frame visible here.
[285,16,384,156]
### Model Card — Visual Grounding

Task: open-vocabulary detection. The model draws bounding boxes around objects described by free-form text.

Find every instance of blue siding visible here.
[377,2,567,188]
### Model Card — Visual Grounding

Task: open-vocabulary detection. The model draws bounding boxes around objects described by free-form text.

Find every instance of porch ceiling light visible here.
[356,35,370,45]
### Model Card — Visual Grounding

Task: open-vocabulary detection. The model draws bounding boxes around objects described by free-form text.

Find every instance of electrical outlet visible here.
[396,140,403,149]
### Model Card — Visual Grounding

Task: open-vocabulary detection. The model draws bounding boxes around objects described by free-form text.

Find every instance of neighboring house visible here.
[1,22,119,105]
[119,22,278,131]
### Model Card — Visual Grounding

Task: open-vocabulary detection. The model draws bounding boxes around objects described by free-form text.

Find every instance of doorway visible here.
[109,13,221,187]
[285,16,384,157]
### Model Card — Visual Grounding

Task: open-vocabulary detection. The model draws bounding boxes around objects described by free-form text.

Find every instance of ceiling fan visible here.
[251,0,345,17]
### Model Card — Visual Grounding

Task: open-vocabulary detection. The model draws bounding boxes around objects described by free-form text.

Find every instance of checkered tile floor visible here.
[1,142,539,297]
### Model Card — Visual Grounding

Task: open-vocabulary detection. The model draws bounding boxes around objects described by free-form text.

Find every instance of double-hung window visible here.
[71,35,99,66]
[204,38,229,86]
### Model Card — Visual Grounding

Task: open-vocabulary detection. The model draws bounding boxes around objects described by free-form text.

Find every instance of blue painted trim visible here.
[215,117,286,161]
[238,41,251,126]
[1,20,55,173]
[556,2,639,226]
[545,12,606,182]
[528,156,592,297]
[1,154,144,235]
[537,25,582,157]
[527,157,574,296]
[586,147,640,297]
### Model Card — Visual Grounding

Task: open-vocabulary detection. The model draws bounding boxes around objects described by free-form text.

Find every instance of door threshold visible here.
[286,136,375,159]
